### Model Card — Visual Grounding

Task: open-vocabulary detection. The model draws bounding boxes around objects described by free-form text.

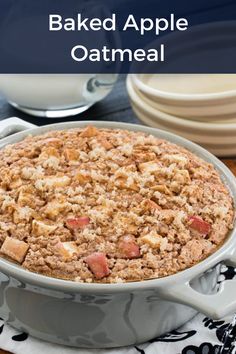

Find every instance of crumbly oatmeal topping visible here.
[0,126,234,283]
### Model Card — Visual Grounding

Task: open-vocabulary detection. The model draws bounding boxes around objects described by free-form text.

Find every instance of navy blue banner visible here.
[0,0,236,73]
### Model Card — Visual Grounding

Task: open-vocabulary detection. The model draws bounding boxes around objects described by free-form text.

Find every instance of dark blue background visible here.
[0,0,235,73]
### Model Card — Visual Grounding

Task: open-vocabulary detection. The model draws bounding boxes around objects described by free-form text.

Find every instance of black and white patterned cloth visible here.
[0,265,235,354]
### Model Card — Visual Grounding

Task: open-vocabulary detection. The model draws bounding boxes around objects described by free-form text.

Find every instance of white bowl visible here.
[131,77,236,124]
[129,21,236,120]
[127,76,236,136]
[131,74,236,120]
[128,21,236,121]
[127,76,236,156]
[131,104,236,156]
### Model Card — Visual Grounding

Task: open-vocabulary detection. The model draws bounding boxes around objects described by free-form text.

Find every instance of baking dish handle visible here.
[0,117,37,139]
[161,250,236,319]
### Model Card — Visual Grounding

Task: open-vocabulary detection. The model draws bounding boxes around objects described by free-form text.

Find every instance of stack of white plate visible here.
[127,74,236,156]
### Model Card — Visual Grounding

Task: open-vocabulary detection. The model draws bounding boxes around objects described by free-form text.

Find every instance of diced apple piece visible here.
[1,195,15,213]
[151,185,172,195]
[114,177,139,192]
[163,154,188,167]
[9,178,23,189]
[138,161,159,174]
[74,172,91,185]
[1,237,29,263]
[66,216,90,230]
[85,252,110,279]
[140,233,162,248]
[140,232,168,251]
[113,214,137,233]
[174,170,191,184]
[40,146,60,158]
[32,219,58,236]
[142,199,161,211]
[18,191,33,206]
[118,235,140,259]
[13,206,32,223]
[64,148,79,162]
[80,126,99,138]
[55,241,78,259]
[44,201,68,219]
[43,138,63,148]
[133,151,157,163]
[188,216,211,236]
[98,137,113,150]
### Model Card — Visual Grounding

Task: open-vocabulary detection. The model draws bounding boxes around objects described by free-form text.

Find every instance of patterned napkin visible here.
[0,265,235,354]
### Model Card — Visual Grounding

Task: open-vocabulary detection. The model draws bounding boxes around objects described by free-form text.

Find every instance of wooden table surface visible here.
[0,76,235,353]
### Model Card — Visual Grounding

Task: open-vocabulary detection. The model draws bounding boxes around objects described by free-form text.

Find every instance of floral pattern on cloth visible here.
[0,265,235,354]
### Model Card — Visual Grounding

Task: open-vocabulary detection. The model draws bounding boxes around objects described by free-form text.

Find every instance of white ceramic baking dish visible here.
[0,117,235,348]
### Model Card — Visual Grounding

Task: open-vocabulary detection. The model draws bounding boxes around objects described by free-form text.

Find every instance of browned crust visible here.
[0,126,234,283]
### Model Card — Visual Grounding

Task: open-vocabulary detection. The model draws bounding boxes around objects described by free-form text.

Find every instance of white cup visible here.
[0,74,117,118]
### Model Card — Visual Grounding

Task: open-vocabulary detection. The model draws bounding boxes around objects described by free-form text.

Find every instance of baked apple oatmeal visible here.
[0,126,234,283]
